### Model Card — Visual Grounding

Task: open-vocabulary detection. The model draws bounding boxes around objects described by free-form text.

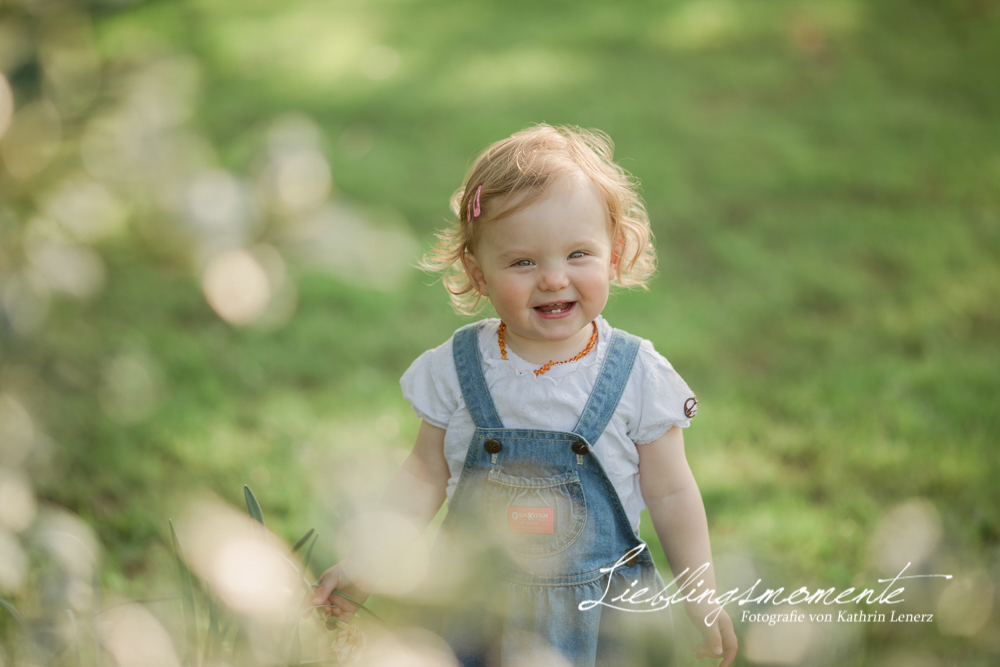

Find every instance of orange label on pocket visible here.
[507,507,554,534]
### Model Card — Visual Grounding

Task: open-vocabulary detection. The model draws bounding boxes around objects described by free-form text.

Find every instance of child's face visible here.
[465,172,618,357]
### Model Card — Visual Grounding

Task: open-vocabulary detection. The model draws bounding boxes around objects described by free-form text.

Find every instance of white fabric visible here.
[399,315,697,533]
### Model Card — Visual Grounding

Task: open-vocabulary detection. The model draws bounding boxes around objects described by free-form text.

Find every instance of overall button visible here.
[625,552,639,568]
[571,440,589,455]
[484,439,502,454]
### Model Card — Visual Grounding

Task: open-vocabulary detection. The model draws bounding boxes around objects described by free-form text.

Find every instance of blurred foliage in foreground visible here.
[0,0,998,664]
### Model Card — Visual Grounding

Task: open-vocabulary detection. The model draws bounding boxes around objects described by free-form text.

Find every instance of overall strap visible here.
[452,322,505,429]
[573,328,641,445]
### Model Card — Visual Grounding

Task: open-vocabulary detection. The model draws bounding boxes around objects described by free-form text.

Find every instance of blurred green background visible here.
[0,0,998,664]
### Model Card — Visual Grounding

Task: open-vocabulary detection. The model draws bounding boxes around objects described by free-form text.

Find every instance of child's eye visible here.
[569,251,587,259]
[513,259,533,267]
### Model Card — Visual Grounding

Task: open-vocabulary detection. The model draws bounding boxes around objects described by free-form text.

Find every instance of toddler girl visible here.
[313,124,737,667]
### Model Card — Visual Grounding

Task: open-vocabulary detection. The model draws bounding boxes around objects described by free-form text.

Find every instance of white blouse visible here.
[399,315,697,533]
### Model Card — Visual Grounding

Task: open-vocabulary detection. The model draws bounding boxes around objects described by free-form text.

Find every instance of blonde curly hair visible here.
[421,124,656,315]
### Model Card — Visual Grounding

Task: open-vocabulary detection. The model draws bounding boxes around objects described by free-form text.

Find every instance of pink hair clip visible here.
[466,185,482,221]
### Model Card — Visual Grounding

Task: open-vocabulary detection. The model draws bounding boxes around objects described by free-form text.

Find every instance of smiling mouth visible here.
[535,302,575,314]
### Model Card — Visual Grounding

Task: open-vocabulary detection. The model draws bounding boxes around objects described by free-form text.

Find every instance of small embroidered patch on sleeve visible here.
[684,396,698,419]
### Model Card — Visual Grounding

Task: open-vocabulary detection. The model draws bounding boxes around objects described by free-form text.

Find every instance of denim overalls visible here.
[432,321,673,667]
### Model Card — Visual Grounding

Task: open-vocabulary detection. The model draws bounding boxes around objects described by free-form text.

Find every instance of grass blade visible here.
[93,569,102,667]
[332,590,385,623]
[169,520,199,667]
[0,598,26,630]
[297,567,385,624]
[231,627,249,664]
[292,528,314,553]
[300,533,318,573]
[244,486,265,527]
[66,608,81,667]
[92,597,182,617]
[286,625,301,666]
[202,588,221,664]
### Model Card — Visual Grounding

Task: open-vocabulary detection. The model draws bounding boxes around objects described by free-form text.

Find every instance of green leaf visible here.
[169,520,199,667]
[244,486,265,527]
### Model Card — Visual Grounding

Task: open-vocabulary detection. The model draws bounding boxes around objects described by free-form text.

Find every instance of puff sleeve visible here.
[628,339,698,445]
[399,337,462,430]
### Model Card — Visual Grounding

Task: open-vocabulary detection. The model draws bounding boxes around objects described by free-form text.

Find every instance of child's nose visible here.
[538,266,570,291]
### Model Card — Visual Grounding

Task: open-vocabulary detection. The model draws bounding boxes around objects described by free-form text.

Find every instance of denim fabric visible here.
[435,321,674,667]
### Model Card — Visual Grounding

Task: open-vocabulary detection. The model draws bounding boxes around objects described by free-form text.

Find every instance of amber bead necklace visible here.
[497,320,599,377]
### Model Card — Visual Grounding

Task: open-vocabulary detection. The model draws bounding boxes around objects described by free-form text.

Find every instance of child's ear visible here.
[609,236,625,279]
[463,252,490,297]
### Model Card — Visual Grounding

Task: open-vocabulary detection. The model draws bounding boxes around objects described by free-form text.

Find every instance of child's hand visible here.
[687,603,738,667]
[309,560,371,624]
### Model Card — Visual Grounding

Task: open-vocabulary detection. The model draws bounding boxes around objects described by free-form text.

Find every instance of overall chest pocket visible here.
[482,469,587,559]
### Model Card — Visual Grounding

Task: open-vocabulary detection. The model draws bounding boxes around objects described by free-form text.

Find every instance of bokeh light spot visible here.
[356,626,459,667]
[184,169,255,239]
[340,124,374,159]
[202,248,272,325]
[0,394,34,467]
[869,498,941,575]
[0,20,32,74]
[35,510,101,581]
[655,0,738,50]
[99,602,183,667]
[99,351,164,425]
[27,241,107,300]
[360,45,400,80]
[0,73,13,139]
[937,570,993,637]
[743,605,815,664]
[0,526,27,594]
[0,99,62,179]
[375,415,399,440]
[250,465,271,487]
[0,467,37,533]
[342,510,430,597]
[177,498,300,623]
[260,147,331,216]
[127,56,200,130]
[284,204,417,291]
[42,177,127,243]
[0,273,50,336]
[39,15,102,116]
